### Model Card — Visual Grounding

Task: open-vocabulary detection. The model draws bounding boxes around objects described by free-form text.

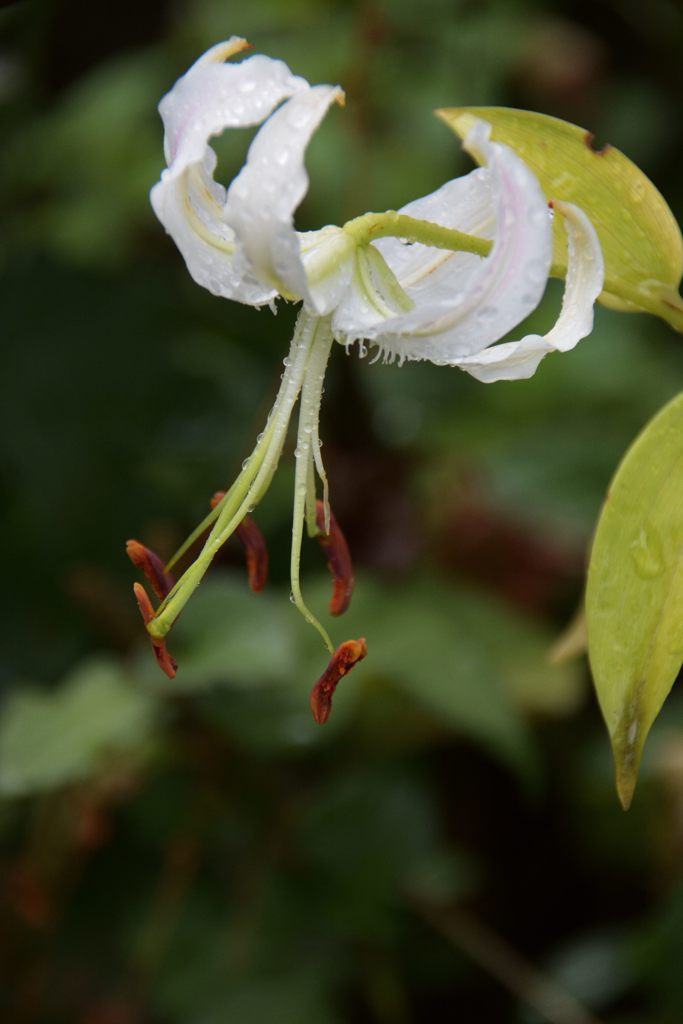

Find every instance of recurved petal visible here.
[333,119,554,364]
[159,40,308,172]
[538,199,604,352]
[151,42,310,305]
[224,85,345,308]
[456,199,604,382]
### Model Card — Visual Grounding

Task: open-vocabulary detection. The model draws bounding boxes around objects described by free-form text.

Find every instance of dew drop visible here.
[629,524,664,579]
[242,457,251,470]
[525,259,548,284]
[283,356,291,367]
[287,105,311,130]
[630,180,646,203]
[476,305,499,324]
[531,206,552,227]
[289,591,296,603]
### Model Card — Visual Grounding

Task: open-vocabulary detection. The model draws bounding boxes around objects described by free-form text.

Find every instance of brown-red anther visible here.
[235,517,269,592]
[133,582,177,679]
[126,539,175,600]
[309,637,368,725]
[315,500,354,616]
[209,492,268,592]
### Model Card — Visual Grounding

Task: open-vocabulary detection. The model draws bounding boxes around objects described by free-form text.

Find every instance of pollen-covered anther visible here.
[209,492,269,592]
[133,582,178,680]
[309,637,367,725]
[315,500,354,615]
[126,539,175,600]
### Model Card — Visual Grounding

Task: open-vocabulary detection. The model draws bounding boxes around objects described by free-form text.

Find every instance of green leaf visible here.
[436,107,683,329]
[585,391,683,808]
[0,659,157,796]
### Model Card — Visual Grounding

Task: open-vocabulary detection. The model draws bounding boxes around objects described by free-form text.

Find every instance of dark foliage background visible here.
[2,0,683,1021]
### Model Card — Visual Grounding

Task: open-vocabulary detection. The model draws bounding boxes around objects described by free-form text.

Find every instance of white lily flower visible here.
[150,38,603,377]
[136,40,604,715]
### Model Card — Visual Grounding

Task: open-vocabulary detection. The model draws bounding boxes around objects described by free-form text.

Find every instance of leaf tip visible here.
[612,718,645,811]
[615,764,637,811]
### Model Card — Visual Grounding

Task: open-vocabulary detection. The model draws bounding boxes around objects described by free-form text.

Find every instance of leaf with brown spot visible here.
[437,106,683,325]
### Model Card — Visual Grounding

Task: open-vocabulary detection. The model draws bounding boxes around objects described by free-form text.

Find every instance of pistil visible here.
[147,309,327,641]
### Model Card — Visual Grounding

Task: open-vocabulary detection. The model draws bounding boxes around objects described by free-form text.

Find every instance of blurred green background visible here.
[2,0,683,1021]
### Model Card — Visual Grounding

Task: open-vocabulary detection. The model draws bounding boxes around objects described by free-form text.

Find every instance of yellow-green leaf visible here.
[437,107,683,330]
[585,392,683,809]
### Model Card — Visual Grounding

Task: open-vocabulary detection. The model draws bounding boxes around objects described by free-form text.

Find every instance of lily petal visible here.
[333,120,554,364]
[456,199,604,381]
[150,39,309,305]
[299,226,357,316]
[225,85,346,309]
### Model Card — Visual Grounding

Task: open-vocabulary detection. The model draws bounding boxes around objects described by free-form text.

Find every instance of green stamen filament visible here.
[149,310,322,640]
[289,315,336,654]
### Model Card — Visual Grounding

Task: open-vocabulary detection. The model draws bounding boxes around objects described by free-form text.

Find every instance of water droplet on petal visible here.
[525,259,548,284]
[476,305,499,324]
[530,206,552,228]
[287,105,311,130]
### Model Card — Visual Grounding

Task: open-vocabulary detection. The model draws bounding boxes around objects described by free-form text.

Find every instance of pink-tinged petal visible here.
[224,85,345,309]
[150,41,309,305]
[333,120,554,363]
[456,199,604,382]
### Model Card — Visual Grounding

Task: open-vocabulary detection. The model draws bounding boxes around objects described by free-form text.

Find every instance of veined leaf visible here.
[437,107,683,327]
[585,392,683,808]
